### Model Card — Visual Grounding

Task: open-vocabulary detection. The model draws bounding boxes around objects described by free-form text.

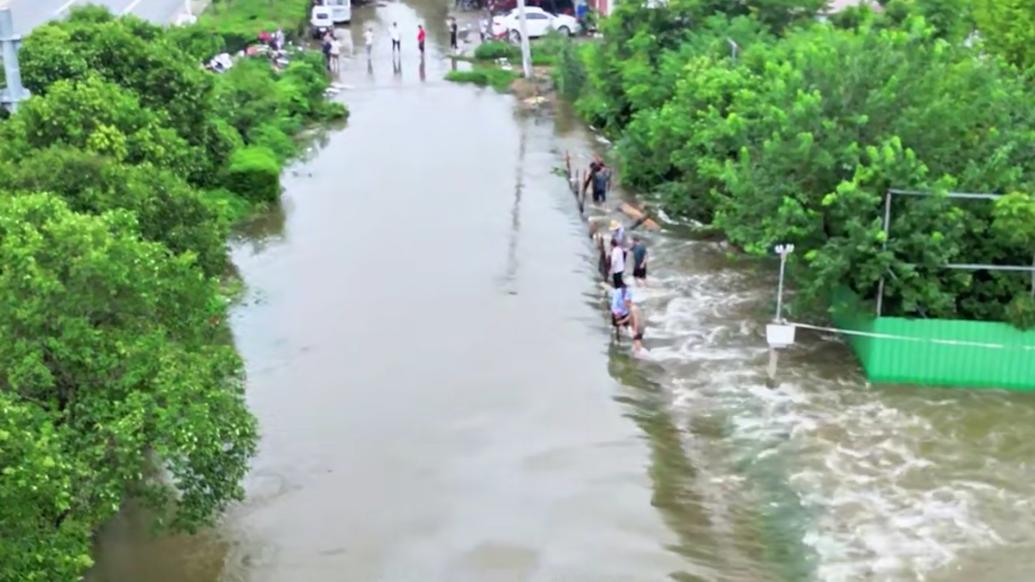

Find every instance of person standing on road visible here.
[609,237,625,289]
[321,32,334,71]
[390,22,401,57]
[364,26,375,61]
[449,17,459,51]
[329,34,341,72]
[631,235,648,286]
[417,24,427,57]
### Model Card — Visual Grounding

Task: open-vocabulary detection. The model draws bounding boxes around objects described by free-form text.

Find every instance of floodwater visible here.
[91,1,1035,581]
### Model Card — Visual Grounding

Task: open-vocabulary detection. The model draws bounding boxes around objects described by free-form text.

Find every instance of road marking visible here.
[54,0,80,16]
[121,0,144,15]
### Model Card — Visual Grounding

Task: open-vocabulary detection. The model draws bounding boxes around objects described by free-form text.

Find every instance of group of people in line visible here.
[321,15,473,74]
[584,155,650,354]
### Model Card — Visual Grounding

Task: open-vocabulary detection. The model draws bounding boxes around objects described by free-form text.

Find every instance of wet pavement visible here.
[89,1,1035,581]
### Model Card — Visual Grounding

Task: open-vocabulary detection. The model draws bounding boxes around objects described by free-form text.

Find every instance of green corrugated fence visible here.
[830,289,1035,390]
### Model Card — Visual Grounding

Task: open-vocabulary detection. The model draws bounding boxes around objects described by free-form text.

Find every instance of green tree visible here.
[0,148,229,276]
[0,75,197,177]
[0,194,257,580]
[973,0,1035,70]
[0,394,92,582]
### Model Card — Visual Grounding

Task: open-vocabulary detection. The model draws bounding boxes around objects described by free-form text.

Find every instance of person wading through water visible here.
[582,155,611,205]
[610,283,645,353]
[631,235,648,286]
[609,237,626,289]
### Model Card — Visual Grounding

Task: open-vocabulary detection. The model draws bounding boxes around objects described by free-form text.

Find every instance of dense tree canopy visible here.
[559,0,1035,325]
[0,194,257,577]
[0,4,344,580]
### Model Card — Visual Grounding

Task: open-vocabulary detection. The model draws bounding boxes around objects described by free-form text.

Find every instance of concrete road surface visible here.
[8,0,188,35]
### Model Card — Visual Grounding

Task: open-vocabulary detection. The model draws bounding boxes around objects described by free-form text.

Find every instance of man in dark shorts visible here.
[391,22,401,56]
[631,235,648,286]
[609,237,625,289]
[417,24,426,57]
[449,17,459,51]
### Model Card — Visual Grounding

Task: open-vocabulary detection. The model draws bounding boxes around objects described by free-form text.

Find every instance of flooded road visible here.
[91,1,1035,581]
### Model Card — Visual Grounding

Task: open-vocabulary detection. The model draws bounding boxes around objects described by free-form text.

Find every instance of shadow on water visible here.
[499,123,525,294]
[607,350,720,580]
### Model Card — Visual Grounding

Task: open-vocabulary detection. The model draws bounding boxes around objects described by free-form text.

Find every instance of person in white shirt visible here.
[329,35,341,72]
[610,237,625,288]
[390,22,401,56]
[364,26,374,60]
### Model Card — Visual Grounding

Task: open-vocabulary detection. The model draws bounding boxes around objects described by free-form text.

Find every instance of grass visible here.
[198,0,310,50]
[474,41,521,61]
[445,68,521,92]
[472,34,570,68]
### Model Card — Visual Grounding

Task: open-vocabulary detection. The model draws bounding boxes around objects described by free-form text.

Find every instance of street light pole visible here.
[0,1,28,112]
[774,243,795,322]
[516,0,531,78]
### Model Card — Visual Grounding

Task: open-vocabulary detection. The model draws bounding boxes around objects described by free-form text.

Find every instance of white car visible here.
[491,7,579,41]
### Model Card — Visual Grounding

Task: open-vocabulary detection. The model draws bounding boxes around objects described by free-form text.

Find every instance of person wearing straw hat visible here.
[609,219,625,247]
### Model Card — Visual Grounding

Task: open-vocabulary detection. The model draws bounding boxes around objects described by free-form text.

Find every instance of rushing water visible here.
[90,1,1035,580]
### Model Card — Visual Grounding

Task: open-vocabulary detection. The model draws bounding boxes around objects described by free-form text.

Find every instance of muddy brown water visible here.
[90,2,1035,581]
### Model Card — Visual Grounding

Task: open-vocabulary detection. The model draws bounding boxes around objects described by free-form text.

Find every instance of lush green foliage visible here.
[198,0,310,51]
[972,0,1035,70]
[0,148,229,276]
[446,68,520,91]
[0,194,257,578]
[0,3,343,579]
[562,1,1035,325]
[227,146,282,203]
[474,41,522,61]
[472,35,568,66]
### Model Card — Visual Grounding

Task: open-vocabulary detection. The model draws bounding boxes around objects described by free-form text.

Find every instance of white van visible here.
[327,0,352,24]
[310,5,334,38]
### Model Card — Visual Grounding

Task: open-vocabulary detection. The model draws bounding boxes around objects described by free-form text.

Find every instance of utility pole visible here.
[0,1,28,112]
[516,0,531,78]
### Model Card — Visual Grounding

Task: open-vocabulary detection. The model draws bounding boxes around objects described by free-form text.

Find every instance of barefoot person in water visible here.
[611,283,645,353]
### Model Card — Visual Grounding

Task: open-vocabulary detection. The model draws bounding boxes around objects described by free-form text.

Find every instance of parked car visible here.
[491,7,579,40]
[489,0,574,16]
[310,6,334,38]
[488,0,543,13]
[318,0,351,24]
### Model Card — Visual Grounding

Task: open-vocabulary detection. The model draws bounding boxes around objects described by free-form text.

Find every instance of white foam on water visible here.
[629,235,1032,581]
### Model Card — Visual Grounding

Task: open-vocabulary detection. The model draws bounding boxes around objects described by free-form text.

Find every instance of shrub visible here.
[474,41,521,61]
[445,68,519,92]
[552,39,586,101]
[199,0,310,51]
[225,146,281,203]
[248,123,297,160]
[165,23,228,63]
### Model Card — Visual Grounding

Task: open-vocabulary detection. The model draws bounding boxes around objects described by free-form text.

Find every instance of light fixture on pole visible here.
[767,244,796,351]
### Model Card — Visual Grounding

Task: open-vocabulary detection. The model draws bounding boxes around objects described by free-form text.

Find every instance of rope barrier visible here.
[786,321,1035,352]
